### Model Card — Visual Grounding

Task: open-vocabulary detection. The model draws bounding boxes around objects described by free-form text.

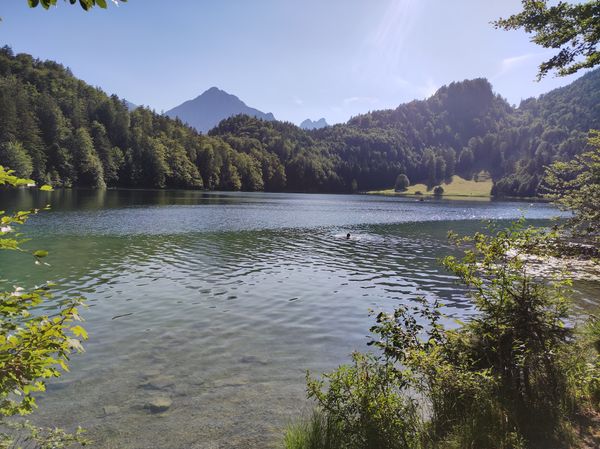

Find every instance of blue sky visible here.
[0,0,589,125]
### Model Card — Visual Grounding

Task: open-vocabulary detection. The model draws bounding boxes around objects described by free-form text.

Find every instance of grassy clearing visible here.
[368,174,493,198]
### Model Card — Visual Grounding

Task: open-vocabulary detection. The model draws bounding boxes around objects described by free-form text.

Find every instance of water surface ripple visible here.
[0,190,592,449]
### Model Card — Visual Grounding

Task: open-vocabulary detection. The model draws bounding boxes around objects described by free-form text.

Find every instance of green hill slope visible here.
[0,46,598,196]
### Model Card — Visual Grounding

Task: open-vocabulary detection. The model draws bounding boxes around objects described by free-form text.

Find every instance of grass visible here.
[368,173,493,198]
[284,411,346,449]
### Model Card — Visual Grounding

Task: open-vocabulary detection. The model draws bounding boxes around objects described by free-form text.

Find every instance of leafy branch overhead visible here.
[495,0,600,79]
[27,0,126,11]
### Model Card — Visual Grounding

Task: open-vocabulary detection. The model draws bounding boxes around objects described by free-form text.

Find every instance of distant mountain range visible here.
[300,118,329,130]
[124,100,138,111]
[165,87,275,133]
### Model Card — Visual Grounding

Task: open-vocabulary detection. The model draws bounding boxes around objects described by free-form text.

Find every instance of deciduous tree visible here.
[542,130,600,243]
[27,0,126,11]
[495,0,600,79]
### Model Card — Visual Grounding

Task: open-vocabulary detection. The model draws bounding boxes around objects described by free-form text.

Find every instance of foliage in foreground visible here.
[285,221,600,449]
[0,165,88,447]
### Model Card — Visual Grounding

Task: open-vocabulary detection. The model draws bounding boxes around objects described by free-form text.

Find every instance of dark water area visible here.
[0,189,595,448]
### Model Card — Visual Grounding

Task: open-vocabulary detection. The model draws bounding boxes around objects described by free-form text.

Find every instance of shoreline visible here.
[364,189,550,203]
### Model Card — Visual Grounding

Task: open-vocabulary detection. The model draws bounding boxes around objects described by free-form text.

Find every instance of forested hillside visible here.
[0,46,279,191]
[0,46,598,195]
[491,69,600,196]
[211,71,599,196]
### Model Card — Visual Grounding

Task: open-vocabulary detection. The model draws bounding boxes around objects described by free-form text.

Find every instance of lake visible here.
[1,190,597,448]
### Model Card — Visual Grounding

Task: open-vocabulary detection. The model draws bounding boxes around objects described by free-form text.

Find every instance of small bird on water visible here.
[346,233,351,239]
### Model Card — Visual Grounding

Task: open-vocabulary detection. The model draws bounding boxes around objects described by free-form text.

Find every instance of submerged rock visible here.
[212,376,249,388]
[140,368,162,378]
[139,375,175,390]
[238,355,268,365]
[102,405,120,416]
[144,397,172,413]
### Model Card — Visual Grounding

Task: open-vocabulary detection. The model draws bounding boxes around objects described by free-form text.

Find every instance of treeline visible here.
[0,46,281,191]
[209,79,514,193]
[212,73,599,196]
[0,46,598,195]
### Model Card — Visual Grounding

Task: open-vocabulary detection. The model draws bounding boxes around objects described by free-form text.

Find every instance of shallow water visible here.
[0,190,596,448]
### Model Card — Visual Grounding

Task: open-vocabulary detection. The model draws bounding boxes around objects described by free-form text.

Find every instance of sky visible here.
[0,0,590,125]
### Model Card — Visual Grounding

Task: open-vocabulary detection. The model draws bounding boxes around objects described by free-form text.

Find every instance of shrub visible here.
[438,223,578,445]
[395,174,410,192]
[433,186,444,196]
[285,221,600,449]
[304,352,422,449]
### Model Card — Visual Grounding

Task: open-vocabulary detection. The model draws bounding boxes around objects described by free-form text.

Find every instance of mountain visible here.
[165,87,275,133]
[0,47,598,196]
[300,118,329,130]
[124,100,138,111]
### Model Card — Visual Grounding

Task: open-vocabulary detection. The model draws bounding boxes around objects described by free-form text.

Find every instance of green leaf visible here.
[28,0,40,7]
[33,250,49,258]
[96,0,107,8]
[71,325,88,339]
[40,185,53,191]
